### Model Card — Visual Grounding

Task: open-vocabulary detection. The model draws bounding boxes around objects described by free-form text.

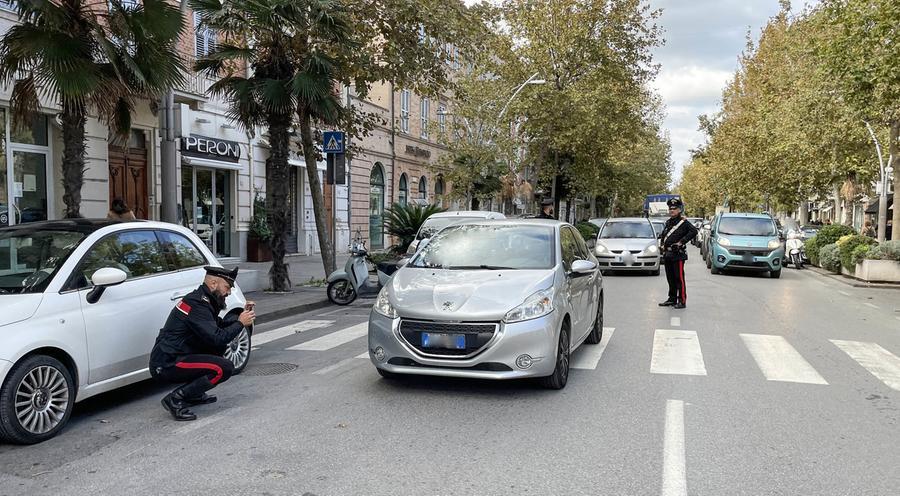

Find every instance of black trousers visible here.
[664,258,687,304]
[152,355,234,399]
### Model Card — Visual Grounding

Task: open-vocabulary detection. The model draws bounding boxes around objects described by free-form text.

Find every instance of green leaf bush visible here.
[804,224,856,266]
[576,221,600,242]
[836,234,878,271]
[818,243,841,273]
[249,190,272,241]
[384,203,445,253]
[865,240,900,261]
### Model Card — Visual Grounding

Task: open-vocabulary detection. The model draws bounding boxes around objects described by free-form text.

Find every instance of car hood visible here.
[718,235,776,248]
[596,238,656,252]
[0,294,44,328]
[389,268,556,321]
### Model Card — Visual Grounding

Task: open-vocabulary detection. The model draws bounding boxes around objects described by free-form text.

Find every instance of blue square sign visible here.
[323,131,345,154]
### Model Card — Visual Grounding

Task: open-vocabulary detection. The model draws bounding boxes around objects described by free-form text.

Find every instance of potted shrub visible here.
[854,240,900,283]
[836,234,878,274]
[247,191,273,262]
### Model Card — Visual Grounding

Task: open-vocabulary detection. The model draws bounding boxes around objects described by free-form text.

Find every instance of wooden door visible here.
[108,131,149,219]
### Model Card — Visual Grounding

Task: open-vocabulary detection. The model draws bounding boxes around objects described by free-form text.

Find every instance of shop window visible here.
[418,176,427,201]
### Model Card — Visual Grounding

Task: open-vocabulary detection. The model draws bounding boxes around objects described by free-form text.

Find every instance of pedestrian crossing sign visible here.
[323,131,345,154]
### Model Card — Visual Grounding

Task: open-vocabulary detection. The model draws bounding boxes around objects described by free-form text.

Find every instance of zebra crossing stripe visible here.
[571,328,616,370]
[251,320,334,349]
[831,340,900,391]
[740,334,827,385]
[651,330,707,376]
[287,322,369,351]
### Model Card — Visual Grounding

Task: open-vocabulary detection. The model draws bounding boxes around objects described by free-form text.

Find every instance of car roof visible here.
[0,218,137,235]
[452,218,567,228]
[427,210,505,219]
[603,217,651,223]
[721,213,773,219]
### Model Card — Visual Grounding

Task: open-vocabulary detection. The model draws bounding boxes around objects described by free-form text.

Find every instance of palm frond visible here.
[8,74,40,129]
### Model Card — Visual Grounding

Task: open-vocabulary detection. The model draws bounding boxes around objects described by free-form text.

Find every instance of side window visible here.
[157,231,208,270]
[560,228,578,271]
[572,228,590,260]
[77,231,166,287]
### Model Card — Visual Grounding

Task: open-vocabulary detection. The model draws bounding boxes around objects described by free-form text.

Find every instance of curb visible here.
[806,266,900,290]
[254,299,333,325]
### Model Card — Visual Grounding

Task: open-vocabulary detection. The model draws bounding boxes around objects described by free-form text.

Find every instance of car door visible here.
[73,229,180,384]
[560,227,589,338]
[570,227,597,343]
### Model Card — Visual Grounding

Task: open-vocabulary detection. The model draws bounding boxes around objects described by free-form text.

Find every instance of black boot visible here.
[184,393,217,406]
[161,389,197,421]
[658,300,675,307]
[674,301,686,309]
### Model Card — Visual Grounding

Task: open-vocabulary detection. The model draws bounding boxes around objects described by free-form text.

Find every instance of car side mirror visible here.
[86,267,127,304]
[570,259,598,276]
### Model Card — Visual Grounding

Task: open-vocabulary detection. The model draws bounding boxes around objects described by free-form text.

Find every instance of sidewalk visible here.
[807,265,900,290]
[223,253,351,324]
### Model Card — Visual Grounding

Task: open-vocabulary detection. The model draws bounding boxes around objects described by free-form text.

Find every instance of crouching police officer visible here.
[149,266,255,421]
[658,198,698,309]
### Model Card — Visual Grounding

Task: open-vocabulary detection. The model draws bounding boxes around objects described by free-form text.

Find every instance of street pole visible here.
[865,121,889,242]
[160,0,191,224]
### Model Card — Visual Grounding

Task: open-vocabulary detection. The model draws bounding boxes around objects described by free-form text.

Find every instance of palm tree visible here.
[193,0,348,290]
[0,0,185,218]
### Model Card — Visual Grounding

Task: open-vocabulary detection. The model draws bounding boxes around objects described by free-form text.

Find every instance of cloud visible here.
[653,66,732,106]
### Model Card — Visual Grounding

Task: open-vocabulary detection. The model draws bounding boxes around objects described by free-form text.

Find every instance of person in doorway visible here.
[107,197,136,221]
[658,198,698,310]
[149,266,255,421]
[862,221,876,238]
[537,198,555,219]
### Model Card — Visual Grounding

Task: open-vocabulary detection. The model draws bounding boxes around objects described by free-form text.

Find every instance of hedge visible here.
[819,244,841,273]
[866,240,900,261]
[836,234,878,271]
[805,224,856,267]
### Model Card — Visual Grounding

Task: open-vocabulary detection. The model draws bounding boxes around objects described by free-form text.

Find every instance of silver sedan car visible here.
[367,220,604,389]
[594,217,661,275]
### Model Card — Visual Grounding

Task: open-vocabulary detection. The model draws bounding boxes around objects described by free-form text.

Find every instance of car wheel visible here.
[711,264,721,275]
[706,254,712,269]
[540,325,570,390]
[0,355,75,444]
[223,327,252,374]
[327,280,357,305]
[651,268,660,276]
[770,269,782,279]
[586,295,604,345]
[376,368,398,380]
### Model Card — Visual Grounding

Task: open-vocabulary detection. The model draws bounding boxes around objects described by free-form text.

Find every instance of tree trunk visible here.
[609,192,618,218]
[799,198,809,226]
[60,107,87,219]
[298,108,336,276]
[890,120,900,241]
[265,115,293,291]
[832,184,841,225]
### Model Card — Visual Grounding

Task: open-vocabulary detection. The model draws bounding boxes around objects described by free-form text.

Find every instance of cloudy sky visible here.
[649,0,817,182]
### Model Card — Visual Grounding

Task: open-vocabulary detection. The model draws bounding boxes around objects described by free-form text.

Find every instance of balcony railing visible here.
[175,54,214,100]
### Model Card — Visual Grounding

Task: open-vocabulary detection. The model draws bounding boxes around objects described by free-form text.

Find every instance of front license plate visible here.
[422,332,466,349]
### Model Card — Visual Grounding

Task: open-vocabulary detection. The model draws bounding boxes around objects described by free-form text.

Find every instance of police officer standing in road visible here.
[150,266,255,421]
[537,198,555,219]
[658,198,698,309]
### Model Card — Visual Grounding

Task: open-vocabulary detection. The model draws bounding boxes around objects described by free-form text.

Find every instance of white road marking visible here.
[651,330,707,376]
[251,320,334,349]
[831,340,900,391]
[740,334,828,385]
[287,322,369,351]
[173,408,241,435]
[317,306,371,317]
[571,328,616,370]
[864,302,879,309]
[662,399,687,496]
[838,290,851,296]
[313,357,362,375]
[670,317,681,327]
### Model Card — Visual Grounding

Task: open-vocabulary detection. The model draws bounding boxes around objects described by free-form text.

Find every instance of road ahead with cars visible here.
[2,244,898,496]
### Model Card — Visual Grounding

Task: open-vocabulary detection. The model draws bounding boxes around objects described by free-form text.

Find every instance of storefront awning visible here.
[865,197,894,214]
[182,155,242,171]
[289,158,327,171]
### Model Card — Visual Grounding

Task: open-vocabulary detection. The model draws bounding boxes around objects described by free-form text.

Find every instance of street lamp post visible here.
[497,73,546,122]
[865,121,892,242]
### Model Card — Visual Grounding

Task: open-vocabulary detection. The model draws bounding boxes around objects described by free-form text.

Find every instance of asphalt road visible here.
[2,247,899,496]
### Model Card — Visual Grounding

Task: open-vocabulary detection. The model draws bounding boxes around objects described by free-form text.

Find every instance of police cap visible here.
[204,266,239,285]
[541,198,554,207]
[667,198,684,209]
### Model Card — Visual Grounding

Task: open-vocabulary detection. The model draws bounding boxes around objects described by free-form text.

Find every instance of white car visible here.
[0,219,251,444]
[406,210,506,255]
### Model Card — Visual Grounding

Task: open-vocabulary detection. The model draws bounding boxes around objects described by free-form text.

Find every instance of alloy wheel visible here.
[15,365,69,435]
[224,328,251,370]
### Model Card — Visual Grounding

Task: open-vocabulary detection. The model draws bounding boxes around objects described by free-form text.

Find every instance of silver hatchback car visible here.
[594,217,661,275]
[367,220,604,389]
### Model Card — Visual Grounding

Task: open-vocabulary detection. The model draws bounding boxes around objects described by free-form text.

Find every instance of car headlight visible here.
[373,287,398,318]
[595,244,608,254]
[767,239,781,249]
[717,237,731,247]
[504,288,554,323]
[646,244,659,254]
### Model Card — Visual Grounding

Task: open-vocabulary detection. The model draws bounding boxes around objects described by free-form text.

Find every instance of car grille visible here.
[611,250,643,254]
[398,320,499,358]
[387,357,512,371]
[728,248,771,256]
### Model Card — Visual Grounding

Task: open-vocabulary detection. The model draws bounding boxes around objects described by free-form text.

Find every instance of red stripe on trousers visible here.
[175,361,224,385]
[679,260,687,304]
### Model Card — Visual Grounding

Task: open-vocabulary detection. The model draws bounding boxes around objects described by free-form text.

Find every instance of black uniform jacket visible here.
[149,285,244,370]
[659,216,698,261]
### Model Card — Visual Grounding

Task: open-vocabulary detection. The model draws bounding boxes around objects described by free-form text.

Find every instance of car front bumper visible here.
[596,253,660,271]
[366,310,560,380]
[712,244,784,271]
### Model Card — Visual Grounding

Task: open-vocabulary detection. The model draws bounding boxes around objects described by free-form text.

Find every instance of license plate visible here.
[421,332,466,349]
[742,254,754,263]
[614,256,621,262]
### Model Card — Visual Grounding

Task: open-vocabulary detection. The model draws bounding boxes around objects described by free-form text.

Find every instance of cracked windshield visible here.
[0,0,897,495]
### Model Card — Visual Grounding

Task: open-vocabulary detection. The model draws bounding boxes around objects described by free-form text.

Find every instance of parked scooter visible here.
[785,230,805,269]
[326,233,399,305]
